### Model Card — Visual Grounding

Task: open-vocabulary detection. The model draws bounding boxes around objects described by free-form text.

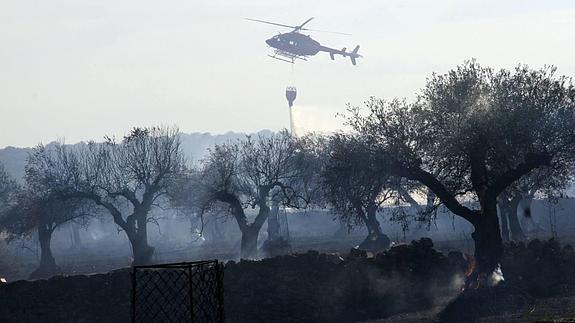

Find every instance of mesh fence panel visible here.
[132,260,224,323]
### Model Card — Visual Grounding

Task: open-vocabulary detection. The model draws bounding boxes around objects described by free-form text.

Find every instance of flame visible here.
[463,254,504,290]
[463,254,481,290]
[464,253,476,277]
[463,254,487,289]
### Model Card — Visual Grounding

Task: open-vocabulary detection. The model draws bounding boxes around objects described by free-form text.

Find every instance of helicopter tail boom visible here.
[320,45,361,65]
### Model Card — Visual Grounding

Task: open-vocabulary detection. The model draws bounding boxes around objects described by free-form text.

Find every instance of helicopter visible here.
[246,17,362,65]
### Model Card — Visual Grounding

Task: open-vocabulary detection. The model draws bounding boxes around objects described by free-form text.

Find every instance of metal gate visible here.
[132,260,224,323]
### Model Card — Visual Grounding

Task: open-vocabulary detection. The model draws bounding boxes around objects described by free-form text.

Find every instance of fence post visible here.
[218,262,225,322]
[131,266,136,323]
[188,265,193,322]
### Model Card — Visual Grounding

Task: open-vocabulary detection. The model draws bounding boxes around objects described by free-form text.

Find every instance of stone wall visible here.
[0,238,465,323]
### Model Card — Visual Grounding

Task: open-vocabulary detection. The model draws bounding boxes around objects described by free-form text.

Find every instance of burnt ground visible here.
[378,239,575,322]
[1,238,575,322]
[374,294,575,323]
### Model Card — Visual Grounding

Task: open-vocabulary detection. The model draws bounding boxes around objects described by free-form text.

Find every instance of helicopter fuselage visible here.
[266,32,321,56]
[249,17,361,64]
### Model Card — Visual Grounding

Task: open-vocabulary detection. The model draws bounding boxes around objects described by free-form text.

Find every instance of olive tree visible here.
[0,163,17,213]
[498,165,572,242]
[0,158,93,278]
[193,130,311,259]
[322,134,393,251]
[348,62,575,287]
[25,127,185,265]
[1,192,91,279]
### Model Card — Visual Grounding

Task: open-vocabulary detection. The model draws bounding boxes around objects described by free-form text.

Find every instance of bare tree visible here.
[0,157,93,278]
[193,130,311,259]
[25,127,185,265]
[348,62,575,288]
[322,134,393,251]
[1,192,91,279]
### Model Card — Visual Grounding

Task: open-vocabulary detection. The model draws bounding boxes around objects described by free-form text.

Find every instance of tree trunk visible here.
[129,216,154,266]
[70,222,82,250]
[261,199,290,257]
[467,200,503,289]
[426,189,436,209]
[359,206,391,252]
[30,224,60,279]
[130,236,154,266]
[240,226,260,259]
[189,216,198,241]
[266,200,280,241]
[188,216,209,242]
[507,197,525,241]
[519,196,533,218]
[365,208,383,236]
[497,200,510,242]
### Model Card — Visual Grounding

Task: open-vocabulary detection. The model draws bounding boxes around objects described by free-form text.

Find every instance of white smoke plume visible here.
[290,105,345,135]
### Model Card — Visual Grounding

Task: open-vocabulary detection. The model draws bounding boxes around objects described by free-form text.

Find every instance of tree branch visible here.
[490,151,552,199]
[395,164,478,223]
[213,190,248,232]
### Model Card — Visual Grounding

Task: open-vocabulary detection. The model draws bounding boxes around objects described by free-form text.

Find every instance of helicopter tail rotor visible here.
[350,45,360,65]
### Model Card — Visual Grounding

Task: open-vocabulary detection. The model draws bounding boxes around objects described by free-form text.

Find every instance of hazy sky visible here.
[2,0,575,148]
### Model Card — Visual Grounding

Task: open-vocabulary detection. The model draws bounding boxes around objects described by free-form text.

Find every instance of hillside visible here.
[0,130,272,181]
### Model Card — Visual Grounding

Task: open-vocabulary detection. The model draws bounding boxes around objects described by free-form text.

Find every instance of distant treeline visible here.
[0,130,273,181]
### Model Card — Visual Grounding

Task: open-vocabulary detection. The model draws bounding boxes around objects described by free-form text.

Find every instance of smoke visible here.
[489,264,505,286]
[450,272,465,290]
[290,105,344,135]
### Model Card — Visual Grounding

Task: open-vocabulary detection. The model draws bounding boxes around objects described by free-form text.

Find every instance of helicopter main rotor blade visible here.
[296,17,315,30]
[246,17,350,35]
[245,18,295,29]
[303,28,351,36]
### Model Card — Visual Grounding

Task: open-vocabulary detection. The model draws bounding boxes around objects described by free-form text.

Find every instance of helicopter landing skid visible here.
[269,50,307,64]
[268,55,295,64]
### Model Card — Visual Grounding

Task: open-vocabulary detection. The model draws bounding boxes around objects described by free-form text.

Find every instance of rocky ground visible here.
[1,238,574,322]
